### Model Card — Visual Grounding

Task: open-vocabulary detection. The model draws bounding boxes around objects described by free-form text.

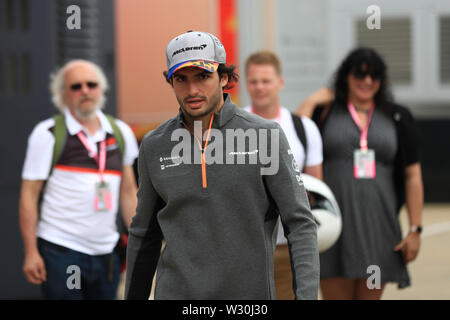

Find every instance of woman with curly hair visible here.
[297,48,424,300]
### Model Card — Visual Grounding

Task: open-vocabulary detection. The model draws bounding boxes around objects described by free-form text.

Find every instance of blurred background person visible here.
[297,47,424,300]
[19,60,139,299]
[244,51,323,299]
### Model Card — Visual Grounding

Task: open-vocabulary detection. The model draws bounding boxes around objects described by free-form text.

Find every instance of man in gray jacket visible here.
[125,30,319,300]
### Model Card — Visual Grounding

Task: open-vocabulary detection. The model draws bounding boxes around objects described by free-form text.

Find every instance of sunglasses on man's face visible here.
[351,70,381,80]
[69,82,99,91]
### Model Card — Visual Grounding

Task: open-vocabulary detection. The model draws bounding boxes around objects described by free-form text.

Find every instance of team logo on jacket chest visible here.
[159,155,182,170]
[162,121,283,175]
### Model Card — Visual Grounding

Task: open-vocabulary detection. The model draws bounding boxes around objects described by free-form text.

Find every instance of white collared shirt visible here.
[244,106,322,169]
[244,106,323,245]
[22,109,138,180]
[64,108,111,154]
[22,109,139,255]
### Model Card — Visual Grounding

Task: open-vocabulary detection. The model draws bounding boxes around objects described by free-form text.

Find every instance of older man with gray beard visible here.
[19,59,139,299]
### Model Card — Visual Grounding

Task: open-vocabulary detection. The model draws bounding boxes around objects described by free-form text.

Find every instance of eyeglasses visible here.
[69,82,99,91]
[351,70,380,80]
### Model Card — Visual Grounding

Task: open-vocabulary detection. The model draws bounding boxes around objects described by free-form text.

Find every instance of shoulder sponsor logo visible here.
[172,44,207,57]
[292,159,300,173]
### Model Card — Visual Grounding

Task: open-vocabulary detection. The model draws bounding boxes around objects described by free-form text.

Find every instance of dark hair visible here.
[218,64,239,90]
[332,47,393,112]
[162,64,239,91]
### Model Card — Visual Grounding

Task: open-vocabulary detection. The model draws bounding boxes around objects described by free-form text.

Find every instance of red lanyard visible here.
[77,132,106,182]
[347,102,375,151]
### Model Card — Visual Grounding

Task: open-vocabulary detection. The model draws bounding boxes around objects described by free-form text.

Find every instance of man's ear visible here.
[220,73,229,88]
[163,71,173,87]
[279,75,285,90]
[61,87,69,105]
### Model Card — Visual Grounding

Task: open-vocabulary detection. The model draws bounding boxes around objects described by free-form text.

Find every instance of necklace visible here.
[354,105,370,114]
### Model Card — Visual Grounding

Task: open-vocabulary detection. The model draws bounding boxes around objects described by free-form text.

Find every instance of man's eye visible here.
[198,73,209,80]
[174,77,184,82]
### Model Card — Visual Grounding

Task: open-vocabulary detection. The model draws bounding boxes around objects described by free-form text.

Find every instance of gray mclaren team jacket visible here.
[125,94,319,300]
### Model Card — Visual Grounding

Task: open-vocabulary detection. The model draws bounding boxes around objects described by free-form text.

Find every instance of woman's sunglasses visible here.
[70,81,99,91]
[351,70,381,80]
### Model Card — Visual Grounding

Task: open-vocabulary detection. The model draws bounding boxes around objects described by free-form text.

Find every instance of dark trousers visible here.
[37,238,120,300]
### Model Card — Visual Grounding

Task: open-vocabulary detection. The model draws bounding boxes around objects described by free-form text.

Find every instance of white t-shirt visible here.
[244,106,323,244]
[22,109,139,255]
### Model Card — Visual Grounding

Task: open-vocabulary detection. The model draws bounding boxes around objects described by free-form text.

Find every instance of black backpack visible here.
[291,113,308,171]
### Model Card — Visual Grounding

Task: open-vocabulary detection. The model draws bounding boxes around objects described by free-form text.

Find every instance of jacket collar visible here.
[176,93,237,129]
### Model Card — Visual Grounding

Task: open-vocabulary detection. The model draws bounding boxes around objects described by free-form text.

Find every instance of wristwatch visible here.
[410,225,423,234]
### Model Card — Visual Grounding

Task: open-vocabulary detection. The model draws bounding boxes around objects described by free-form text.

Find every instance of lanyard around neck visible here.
[77,131,106,181]
[347,102,375,151]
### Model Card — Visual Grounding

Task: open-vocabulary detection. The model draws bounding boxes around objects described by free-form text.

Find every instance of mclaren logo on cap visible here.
[172,44,207,57]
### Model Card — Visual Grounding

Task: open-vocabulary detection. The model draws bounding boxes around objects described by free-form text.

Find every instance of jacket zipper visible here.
[184,114,214,189]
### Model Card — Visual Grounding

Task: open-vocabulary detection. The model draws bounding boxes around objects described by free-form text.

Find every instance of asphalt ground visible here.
[382,204,450,300]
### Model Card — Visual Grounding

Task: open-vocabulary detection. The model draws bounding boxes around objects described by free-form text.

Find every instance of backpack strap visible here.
[105,115,125,157]
[38,114,67,214]
[51,114,67,174]
[291,112,308,171]
[42,114,126,217]
[312,104,332,132]
[50,114,125,174]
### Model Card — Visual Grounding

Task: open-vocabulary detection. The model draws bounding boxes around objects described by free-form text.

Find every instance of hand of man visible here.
[394,232,421,263]
[23,251,47,284]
